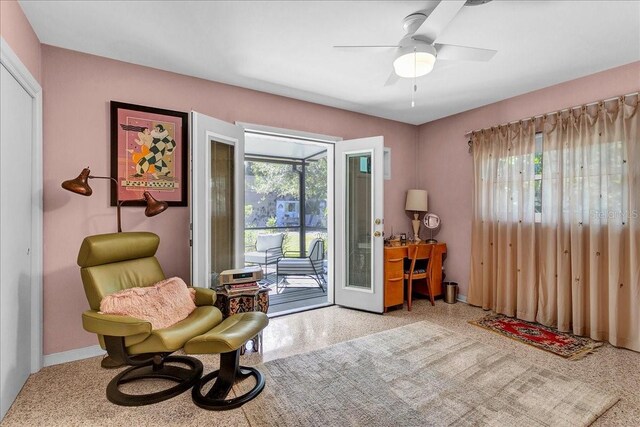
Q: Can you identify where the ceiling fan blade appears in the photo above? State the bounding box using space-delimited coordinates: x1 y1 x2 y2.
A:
435 43 497 61
432 60 455 72
333 45 399 49
384 71 400 86
415 0 466 42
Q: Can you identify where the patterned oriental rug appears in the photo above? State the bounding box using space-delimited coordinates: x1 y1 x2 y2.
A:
243 321 617 426
470 314 603 360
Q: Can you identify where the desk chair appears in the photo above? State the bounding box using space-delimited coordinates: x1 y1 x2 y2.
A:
404 244 435 311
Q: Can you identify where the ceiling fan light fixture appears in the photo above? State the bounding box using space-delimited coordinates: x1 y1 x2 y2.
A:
393 44 437 78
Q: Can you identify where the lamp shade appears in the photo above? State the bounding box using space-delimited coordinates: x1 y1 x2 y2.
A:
61 167 168 232
61 167 92 196
393 43 437 78
143 191 168 217
405 189 428 212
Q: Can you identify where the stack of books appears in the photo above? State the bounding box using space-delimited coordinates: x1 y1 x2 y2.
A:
223 281 260 295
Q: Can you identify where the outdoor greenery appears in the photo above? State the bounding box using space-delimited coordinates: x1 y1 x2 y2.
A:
248 162 300 199
534 133 543 214
246 158 328 228
534 152 543 176
244 229 328 254
248 158 327 203
245 157 328 253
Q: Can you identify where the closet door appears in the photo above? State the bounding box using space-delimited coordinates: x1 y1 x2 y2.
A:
0 63 33 419
190 112 245 288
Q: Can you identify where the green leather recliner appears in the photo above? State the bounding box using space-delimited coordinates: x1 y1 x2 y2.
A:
78 232 269 409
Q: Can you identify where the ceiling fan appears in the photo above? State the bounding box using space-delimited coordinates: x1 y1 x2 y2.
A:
334 0 497 86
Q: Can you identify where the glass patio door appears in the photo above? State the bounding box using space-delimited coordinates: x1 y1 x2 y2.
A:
334 136 384 313
191 111 245 288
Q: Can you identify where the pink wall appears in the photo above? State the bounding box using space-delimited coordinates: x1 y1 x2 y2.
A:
417 61 640 299
0 0 41 83
32 32 640 355
42 45 417 354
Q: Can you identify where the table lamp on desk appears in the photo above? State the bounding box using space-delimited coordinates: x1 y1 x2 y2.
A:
405 189 428 243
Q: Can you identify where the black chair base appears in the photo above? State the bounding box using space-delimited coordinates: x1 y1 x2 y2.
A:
192 348 265 410
106 355 203 406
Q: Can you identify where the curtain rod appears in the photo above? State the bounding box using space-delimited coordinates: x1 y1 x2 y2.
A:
464 91 639 137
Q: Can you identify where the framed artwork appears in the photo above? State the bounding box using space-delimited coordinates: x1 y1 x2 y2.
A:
110 101 188 206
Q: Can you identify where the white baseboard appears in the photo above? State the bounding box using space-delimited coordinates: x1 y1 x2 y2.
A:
456 294 468 303
43 345 105 367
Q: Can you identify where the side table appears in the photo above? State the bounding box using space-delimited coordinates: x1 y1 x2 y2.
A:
214 285 269 353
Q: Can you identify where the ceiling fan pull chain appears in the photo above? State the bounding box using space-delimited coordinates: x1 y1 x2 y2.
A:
412 82 417 108
411 47 417 108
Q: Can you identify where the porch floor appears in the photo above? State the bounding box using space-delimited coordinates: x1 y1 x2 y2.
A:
254 265 328 314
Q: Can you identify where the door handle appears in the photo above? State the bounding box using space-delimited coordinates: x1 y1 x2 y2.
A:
373 231 382 237
374 218 382 225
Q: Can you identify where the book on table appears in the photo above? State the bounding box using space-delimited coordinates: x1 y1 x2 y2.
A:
223 281 260 295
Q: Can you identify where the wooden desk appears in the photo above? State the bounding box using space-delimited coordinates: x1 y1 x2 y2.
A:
383 242 447 312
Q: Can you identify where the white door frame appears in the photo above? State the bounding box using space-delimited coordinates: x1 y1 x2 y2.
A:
0 37 43 374
238 122 339 307
190 112 245 288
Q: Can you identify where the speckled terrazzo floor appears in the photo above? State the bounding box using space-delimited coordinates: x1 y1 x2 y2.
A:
2 300 638 426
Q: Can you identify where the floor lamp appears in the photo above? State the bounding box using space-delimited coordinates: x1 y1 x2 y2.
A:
62 167 168 232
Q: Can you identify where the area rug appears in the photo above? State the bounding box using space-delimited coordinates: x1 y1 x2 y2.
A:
470 314 603 360
243 321 618 426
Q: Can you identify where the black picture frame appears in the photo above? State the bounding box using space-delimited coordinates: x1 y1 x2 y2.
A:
110 101 188 207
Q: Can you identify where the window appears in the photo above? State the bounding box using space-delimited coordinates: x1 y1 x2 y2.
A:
534 132 542 223
491 135 539 224
544 138 626 226
533 132 625 225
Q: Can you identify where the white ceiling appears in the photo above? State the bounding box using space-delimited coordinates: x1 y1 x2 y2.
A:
19 0 640 125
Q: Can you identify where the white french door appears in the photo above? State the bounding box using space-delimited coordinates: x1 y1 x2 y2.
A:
334 136 384 313
190 112 245 288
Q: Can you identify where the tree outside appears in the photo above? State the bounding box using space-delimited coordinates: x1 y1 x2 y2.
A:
244 156 328 254
246 158 327 227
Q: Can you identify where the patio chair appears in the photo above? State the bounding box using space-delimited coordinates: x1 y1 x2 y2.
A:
276 238 326 293
244 233 284 282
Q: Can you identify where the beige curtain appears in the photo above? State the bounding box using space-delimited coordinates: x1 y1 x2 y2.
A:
469 95 639 352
